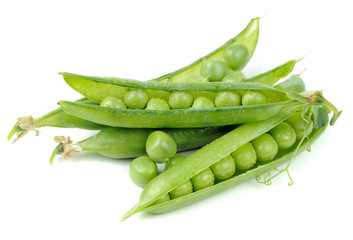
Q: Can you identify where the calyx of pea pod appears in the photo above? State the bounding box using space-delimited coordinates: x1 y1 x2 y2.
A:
9 115 40 143
285 90 342 127
49 136 82 165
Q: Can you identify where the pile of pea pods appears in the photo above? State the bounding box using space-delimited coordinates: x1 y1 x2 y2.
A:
8 17 341 221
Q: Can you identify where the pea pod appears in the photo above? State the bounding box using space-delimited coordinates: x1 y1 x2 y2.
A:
59 100 300 128
145 125 325 214
121 106 300 220
49 126 232 165
7 98 104 143
152 17 260 83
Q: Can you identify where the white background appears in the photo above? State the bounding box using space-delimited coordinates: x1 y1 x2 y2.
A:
1 0 352 239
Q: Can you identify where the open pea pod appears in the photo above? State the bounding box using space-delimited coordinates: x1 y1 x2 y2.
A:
151 17 260 83
121 106 301 220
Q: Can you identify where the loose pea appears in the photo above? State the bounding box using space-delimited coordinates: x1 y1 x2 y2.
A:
188 74 209 82
129 156 158 188
242 91 267 106
210 155 236 180
166 153 186 168
124 89 149 109
286 112 313 140
146 98 170 110
252 133 278 162
231 143 257 170
151 193 170 205
223 42 250 70
146 131 177 163
100 96 127 109
200 59 229 82
168 92 193 109
169 180 193 199
191 168 215 191
215 92 241 107
269 122 296 149
222 71 245 83
192 96 215 109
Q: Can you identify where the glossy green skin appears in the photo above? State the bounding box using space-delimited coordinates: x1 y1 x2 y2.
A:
146 98 170 110
223 42 250 70
168 92 193 109
222 71 245 83
192 96 215 109
146 131 177 163
129 156 158 188
71 126 232 159
151 194 170 206
124 90 149 109
144 125 326 214
215 92 241 107
200 59 229 82
169 180 193 199
59 100 300 128
242 91 267 106
191 168 215 191
100 96 126 109
230 143 257 171
121 107 300 219
252 133 278 162
269 122 296 149
210 155 236 180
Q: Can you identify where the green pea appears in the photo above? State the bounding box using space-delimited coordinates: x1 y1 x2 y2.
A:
188 74 209 82
192 96 215 109
169 180 193 199
200 59 229 82
215 91 241 107
100 96 127 109
222 71 245 83
252 133 278 162
242 91 267 106
168 92 193 109
286 112 313 140
124 89 149 109
269 122 296 149
146 131 177 163
210 155 236 180
166 153 186 168
231 143 257 170
151 193 170 205
146 98 170 110
191 168 215 191
223 42 250 70
129 156 158 188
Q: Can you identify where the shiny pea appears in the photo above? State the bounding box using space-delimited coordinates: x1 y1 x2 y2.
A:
231 143 257 170
191 168 215 191
169 180 193 199
223 42 250 70
200 59 229 82
146 131 177 163
146 98 170 110
210 155 236 180
242 91 267 106
124 89 149 109
222 71 245 83
252 133 278 162
192 96 215 109
100 96 127 109
129 156 158 188
168 92 193 109
151 193 170 205
286 112 313 140
269 122 296 149
215 92 241 107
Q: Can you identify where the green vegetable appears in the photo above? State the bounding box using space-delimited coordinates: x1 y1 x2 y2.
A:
146 131 177 163
129 156 158 188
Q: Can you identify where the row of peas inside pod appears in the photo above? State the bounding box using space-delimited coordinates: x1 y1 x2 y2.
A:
128 110 313 204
